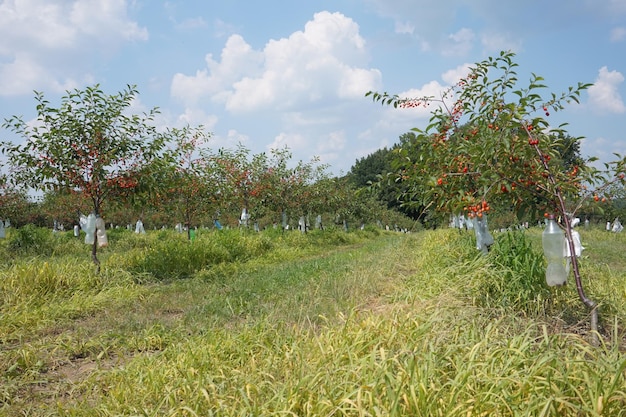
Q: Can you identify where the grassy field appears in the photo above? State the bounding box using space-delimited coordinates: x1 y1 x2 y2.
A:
1 225 625 416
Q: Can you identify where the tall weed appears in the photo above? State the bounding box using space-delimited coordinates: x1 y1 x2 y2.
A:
476 230 552 315
0 259 104 308
125 229 278 280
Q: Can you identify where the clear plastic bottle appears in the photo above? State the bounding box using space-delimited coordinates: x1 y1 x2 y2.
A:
84 213 96 245
473 214 494 254
542 215 567 286
95 217 108 247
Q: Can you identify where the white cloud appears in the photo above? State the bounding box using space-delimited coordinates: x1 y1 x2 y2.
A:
69 0 148 42
357 68 467 149
442 63 472 85
364 0 503 55
0 1 75 53
610 26 626 42
266 130 345 168
0 0 147 51
267 132 308 153
318 130 347 154
0 53 80 95
314 130 347 167
171 34 264 105
0 0 148 96
199 129 250 152
587 66 626 114
339 67 383 99
480 32 522 54
171 11 382 113
216 129 250 149
442 28 475 57
366 0 455 35
175 108 218 130
580 135 626 167
227 11 377 111
393 80 452 119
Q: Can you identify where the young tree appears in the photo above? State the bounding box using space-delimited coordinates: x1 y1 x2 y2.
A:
260 147 331 231
368 51 626 342
1 84 168 270
157 125 214 239
210 145 271 228
259 147 297 229
290 157 331 231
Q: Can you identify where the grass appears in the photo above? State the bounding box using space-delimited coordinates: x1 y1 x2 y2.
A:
0 225 625 415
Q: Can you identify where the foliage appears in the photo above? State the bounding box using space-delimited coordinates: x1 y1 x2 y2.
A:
348 135 425 221
589 181 626 223
5 224 56 256
210 144 271 226
259 146 333 227
367 52 626 222
1 85 171 268
348 146 393 188
149 125 214 239
39 189 91 227
367 50 626 337
2 85 166 211
208 145 335 230
0 176 35 227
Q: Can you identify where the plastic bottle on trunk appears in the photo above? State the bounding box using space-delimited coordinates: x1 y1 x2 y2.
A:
84 213 96 245
95 217 108 247
542 215 567 286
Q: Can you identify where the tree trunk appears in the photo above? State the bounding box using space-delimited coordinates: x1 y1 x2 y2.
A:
92 234 101 274
562 215 599 346
92 199 101 274
532 141 600 346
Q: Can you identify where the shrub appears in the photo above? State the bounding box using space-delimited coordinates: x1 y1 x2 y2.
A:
129 230 275 281
132 240 223 280
6 224 55 256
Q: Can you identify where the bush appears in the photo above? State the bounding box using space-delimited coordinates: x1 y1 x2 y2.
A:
132 240 224 280
129 230 275 281
6 224 56 257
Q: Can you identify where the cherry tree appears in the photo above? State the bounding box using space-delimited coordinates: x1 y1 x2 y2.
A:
156 125 214 239
368 51 626 341
2 85 169 270
210 145 271 228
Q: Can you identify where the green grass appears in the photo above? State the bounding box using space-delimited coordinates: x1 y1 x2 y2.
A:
1 225 625 416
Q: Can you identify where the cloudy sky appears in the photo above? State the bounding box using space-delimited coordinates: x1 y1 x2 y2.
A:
1 0 625 175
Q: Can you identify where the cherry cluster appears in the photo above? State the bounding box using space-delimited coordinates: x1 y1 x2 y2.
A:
464 200 490 219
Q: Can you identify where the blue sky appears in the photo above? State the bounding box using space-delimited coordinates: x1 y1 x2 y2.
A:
1 0 625 175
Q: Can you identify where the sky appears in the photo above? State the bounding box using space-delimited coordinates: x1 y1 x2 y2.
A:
1 0 625 176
